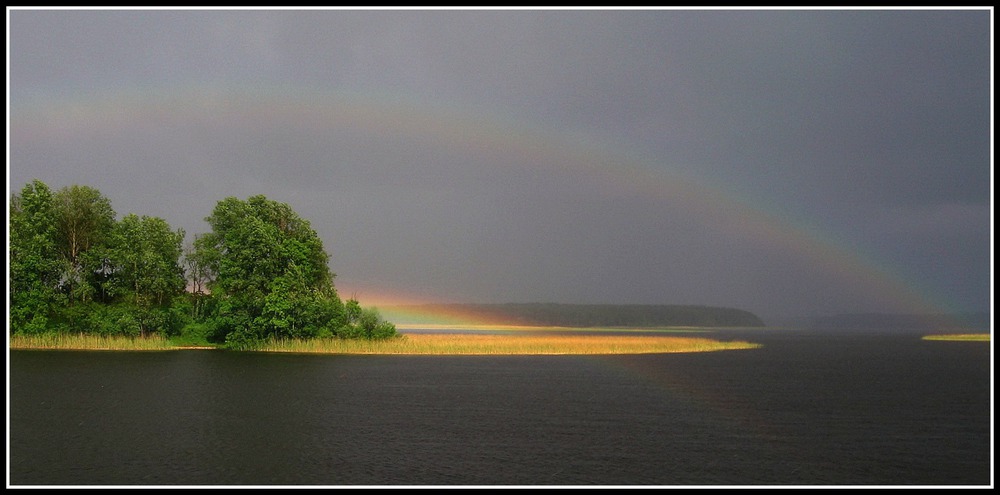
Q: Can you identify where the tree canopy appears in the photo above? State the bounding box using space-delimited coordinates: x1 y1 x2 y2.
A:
8 181 397 347
199 195 346 348
9 180 62 333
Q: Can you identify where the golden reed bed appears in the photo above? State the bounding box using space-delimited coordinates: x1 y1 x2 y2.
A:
9 333 174 351
13 332 988 354
10 332 762 355
921 333 990 342
257 333 762 355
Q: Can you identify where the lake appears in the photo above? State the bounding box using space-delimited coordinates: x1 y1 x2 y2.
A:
7 328 992 487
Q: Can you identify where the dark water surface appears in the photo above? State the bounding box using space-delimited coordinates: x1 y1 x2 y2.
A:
8 329 992 486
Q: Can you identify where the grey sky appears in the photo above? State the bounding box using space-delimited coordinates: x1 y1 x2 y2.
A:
7 8 992 321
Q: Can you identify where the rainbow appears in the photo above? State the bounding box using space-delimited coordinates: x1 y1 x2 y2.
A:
9 83 970 323
377 306 528 330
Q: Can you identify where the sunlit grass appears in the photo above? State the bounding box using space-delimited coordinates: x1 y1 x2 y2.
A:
257 333 762 355
9 333 174 351
9 332 763 354
922 333 990 342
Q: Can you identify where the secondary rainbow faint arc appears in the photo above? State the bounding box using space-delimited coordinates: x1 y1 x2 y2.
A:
10 84 955 319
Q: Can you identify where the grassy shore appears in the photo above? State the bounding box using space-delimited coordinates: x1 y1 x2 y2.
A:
394 323 720 333
9 333 175 351
921 333 991 342
10 332 762 355
256 333 762 355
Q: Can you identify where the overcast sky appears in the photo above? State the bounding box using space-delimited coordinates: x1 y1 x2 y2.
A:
7 8 992 321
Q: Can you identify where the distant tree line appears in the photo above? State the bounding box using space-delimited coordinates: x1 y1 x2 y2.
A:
9 180 397 349
398 303 766 328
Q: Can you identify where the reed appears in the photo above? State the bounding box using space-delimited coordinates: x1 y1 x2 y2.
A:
921 333 990 342
9 333 174 351
257 333 762 355
9 332 762 355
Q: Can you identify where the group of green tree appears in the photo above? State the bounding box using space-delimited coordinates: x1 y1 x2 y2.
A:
9 179 397 349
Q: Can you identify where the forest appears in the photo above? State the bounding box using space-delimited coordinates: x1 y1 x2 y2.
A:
8 179 397 349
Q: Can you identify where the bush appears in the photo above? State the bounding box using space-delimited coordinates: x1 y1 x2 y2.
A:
14 313 50 335
370 320 398 340
336 323 366 340
223 326 265 350
171 322 214 347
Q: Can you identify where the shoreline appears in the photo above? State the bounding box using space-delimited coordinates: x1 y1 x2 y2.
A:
12 330 987 354
9 332 764 355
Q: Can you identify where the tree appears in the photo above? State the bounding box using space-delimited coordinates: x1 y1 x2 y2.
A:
108 214 186 307
340 299 397 340
93 214 186 336
182 235 215 321
52 184 116 303
9 180 63 333
197 195 348 347
183 235 214 296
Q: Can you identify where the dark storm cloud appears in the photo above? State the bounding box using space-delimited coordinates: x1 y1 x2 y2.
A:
7 8 992 320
